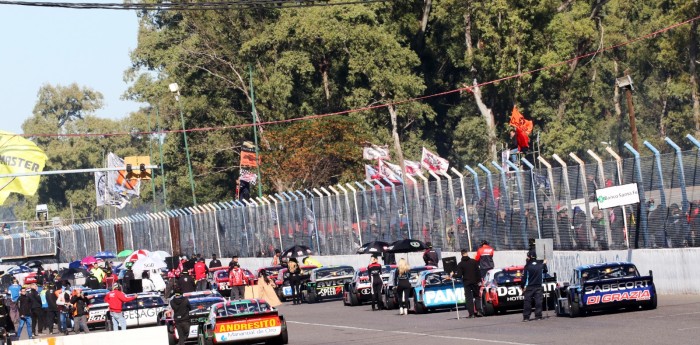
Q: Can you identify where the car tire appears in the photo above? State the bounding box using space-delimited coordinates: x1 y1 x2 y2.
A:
306 291 317 304
384 295 396 310
349 292 360 306
168 332 176 345
569 300 581 318
482 298 496 316
643 293 657 310
414 301 427 314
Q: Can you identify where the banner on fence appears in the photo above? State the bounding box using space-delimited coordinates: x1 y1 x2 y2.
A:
421 147 449 174
596 183 640 209
240 141 259 167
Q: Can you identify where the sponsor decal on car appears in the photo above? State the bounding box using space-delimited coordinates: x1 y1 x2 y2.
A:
496 282 558 302
87 310 107 323
583 280 651 294
215 316 282 342
317 286 343 297
583 280 652 305
359 287 371 295
424 287 466 305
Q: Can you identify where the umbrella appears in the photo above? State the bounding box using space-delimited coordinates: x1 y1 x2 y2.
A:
68 260 82 269
59 267 89 281
19 260 44 269
387 239 427 253
131 256 167 272
281 245 313 258
148 250 171 261
125 249 150 263
94 251 117 259
117 249 133 258
81 256 97 266
7 265 32 275
356 241 389 254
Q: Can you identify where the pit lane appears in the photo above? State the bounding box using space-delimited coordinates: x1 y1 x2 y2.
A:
281 295 700 345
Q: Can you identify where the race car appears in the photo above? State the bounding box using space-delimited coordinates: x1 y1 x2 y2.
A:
199 299 288 345
410 269 464 314
274 265 317 301
211 267 257 297
342 265 396 306
163 290 225 345
480 265 558 316
381 266 435 310
87 292 168 329
302 266 354 303
555 262 656 317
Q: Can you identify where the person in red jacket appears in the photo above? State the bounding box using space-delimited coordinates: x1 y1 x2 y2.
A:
194 258 209 291
104 284 136 331
228 263 248 300
475 240 495 279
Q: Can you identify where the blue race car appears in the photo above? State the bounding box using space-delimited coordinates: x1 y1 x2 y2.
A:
410 269 464 314
555 262 656 317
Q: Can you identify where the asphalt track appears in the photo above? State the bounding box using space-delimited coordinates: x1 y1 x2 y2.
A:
281 295 700 345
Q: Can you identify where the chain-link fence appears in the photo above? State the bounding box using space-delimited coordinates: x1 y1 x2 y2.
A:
4 139 700 261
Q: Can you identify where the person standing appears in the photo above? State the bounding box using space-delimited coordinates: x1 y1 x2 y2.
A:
271 250 281 266
16 288 33 340
55 285 71 334
169 288 191 345
208 254 222 269
177 270 196 294
45 284 59 334
285 260 302 305
228 255 240 270
521 252 548 322
39 283 49 334
91 263 106 288
7 279 21 331
475 240 495 279
228 263 248 300
396 258 411 315
367 256 383 311
194 258 208 291
451 249 483 318
122 263 135 294
422 243 439 266
70 290 90 334
0 296 14 341
104 284 136 331
28 284 43 336
141 271 157 293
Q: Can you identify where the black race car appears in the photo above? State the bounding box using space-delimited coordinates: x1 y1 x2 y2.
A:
302 266 354 303
162 290 225 345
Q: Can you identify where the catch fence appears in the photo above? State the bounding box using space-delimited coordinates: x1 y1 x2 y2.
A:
3 136 700 261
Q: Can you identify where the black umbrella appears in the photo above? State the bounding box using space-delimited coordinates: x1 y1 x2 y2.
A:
281 245 313 258
58 267 89 281
356 241 389 254
387 239 427 253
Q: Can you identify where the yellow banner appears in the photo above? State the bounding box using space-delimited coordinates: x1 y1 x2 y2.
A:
0 131 47 204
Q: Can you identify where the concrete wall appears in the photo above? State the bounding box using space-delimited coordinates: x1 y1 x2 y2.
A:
4 249 699 295
14 326 168 345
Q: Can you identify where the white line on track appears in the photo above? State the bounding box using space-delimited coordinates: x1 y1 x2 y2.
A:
288 321 536 345
649 311 700 318
678 326 700 331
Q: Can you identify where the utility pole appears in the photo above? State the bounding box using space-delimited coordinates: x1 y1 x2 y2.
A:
169 83 197 206
147 109 157 213
155 105 168 210
616 74 638 150
249 65 263 198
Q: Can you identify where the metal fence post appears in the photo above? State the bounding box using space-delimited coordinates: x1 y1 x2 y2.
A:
492 161 516 249
305 190 322 254
441 171 460 251
624 142 649 248
428 171 447 248
345 183 363 244
605 146 630 249
520 158 542 239
506 160 530 246
569 153 594 249
586 150 612 249
536 156 560 246
552 154 574 248
667 137 690 243
478 163 498 249
452 167 472 252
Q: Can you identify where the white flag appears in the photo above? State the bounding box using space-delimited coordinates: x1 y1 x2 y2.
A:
362 144 390 160
421 148 449 174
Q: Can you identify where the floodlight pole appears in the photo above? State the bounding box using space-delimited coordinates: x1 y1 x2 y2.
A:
249 65 263 198
170 83 197 206
155 105 168 210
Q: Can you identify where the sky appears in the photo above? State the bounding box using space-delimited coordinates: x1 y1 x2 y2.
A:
0 1 144 134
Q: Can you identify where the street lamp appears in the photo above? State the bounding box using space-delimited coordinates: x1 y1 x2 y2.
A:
169 82 197 206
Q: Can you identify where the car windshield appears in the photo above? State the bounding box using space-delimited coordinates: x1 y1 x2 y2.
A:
581 265 639 282
88 294 105 305
425 272 451 285
125 296 164 309
263 268 281 277
215 301 272 317
216 270 229 279
315 267 353 279
494 269 524 284
190 299 223 314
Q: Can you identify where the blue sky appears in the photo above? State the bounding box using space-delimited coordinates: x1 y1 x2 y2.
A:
0 2 144 134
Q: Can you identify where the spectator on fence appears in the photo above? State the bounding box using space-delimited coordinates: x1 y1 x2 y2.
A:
668 204 685 247
591 207 608 250
209 254 222 269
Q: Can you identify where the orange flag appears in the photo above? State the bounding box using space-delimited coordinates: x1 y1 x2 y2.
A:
509 106 533 151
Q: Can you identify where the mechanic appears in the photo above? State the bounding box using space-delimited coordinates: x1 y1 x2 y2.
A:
169 287 192 345
422 242 439 266
396 258 411 316
451 249 483 318
521 251 548 322
475 240 495 279
194 258 209 291
367 255 383 311
286 260 302 305
0 294 13 343
177 270 196 294
209 254 222 269
70 290 89 334
228 263 248 300
104 284 136 331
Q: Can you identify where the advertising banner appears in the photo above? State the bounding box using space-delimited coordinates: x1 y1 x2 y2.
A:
595 183 640 209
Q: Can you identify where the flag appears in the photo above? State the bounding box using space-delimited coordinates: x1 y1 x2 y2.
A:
509 106 533 151
0 131 48 205
365 165 381 180
379 161 402 184
404 160 422 176
420 148 449 174
240 169 258 185
240 141 260 167
362 144 390 160
108 153 140 197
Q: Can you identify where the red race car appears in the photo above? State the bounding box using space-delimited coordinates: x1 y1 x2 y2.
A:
211 267 257 297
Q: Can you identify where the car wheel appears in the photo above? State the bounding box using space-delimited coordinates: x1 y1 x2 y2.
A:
306 291 317 304
349 292 360 306
482 298 496 316
414 301 427 314
385 295 396 310
569 300 581 318
643 293 657 310
168 332 176 345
